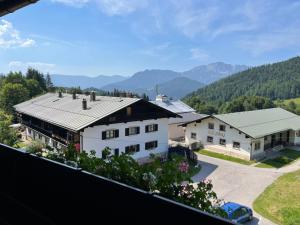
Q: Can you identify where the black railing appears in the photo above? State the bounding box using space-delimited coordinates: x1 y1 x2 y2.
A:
0 144 232 225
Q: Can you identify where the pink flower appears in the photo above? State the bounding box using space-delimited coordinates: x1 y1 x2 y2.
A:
74 143 80 152
178 162 189 173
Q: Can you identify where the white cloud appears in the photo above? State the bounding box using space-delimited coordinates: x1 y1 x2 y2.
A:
190 48 209 61
95 0 148 16
0 20 35 48
139 42 170 57
51 0 89 7
9 61 56 73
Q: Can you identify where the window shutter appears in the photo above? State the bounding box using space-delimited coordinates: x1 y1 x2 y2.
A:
102 131 106 140
114 130 119 138
145 125 149 133
125 146 129 154
137 144 140 152
136 127 140 134
155 141 158 148
125 128 129 136
154 124 158 131
145 142 148 150
114 148 119 156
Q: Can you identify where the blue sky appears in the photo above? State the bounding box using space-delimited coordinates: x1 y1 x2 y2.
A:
1 0 300 76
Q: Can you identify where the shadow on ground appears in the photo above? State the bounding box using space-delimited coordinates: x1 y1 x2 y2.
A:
192 160 218 182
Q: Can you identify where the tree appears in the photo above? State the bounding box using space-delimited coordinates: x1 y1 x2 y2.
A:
25 79 43 97
0 83 30 113
26 68 47 91
0 110 18 146
45 73 54 91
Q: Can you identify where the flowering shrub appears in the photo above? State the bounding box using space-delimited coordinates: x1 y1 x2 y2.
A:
25 144 225 218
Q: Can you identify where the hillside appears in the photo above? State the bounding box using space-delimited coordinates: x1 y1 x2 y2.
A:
141 77 204 99
102 69 180 90
182 62 248 84
184 57 300 106
51 74 126 89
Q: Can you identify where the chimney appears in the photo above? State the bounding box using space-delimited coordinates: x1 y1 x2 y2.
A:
82 98 87 110
58 90 63 98
90 91 96 101
72 92 76 100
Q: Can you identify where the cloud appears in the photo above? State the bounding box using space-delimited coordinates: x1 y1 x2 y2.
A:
95 0 148 16
139 42 170 57
0 20 35 48
51 0 89 7
190 48 209 61
8 61 56 73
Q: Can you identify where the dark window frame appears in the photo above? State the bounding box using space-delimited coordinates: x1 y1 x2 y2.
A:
207 136 213 143
208 123 214 130
219 124 226 132
145 124 158 133
191 132 197 139
102 129 119 140
233 141 240 149
125 144 140 154
125 126 140 136
219 138 226 146
145 140 158 150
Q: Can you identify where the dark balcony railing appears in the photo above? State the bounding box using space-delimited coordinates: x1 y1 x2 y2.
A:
0 144 232 225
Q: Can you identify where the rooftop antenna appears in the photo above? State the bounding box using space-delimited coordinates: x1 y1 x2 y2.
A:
155 85 159 95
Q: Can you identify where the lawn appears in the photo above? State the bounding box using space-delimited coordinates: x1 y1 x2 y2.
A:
255 149 300 168
196 149 255 165
253 169 300 225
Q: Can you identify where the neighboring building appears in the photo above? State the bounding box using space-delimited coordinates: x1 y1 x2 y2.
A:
14 92 178 161
151 95 206 140
183 108 300 160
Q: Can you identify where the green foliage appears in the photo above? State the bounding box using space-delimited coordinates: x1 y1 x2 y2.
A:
219 96 275 113
26 144 224 217
0 83 30 113
184 56 300 112
275 98 300 115
26 68 47 91
0 110 18 146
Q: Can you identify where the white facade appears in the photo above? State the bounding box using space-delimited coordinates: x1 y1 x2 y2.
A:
81 118 169 160
185 117 264 160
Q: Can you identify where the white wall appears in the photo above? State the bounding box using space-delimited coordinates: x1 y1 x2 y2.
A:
81 118 169 160
185 117 253 159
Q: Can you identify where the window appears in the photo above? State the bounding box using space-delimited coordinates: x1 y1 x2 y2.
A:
45 137 50 144
191 132 197 139
125 144 140 154
208 123 214 129
219 139 226 146
125 126 140 136
28 129 31 134
219 125 226 132
233 142 240 149
102 129 119 140
126 107 132 116
264 136 268 141
207 136 213 143
53 141 58 148
254 142 261 150
145 141 158 150
38 134 42 139
114 148 119 156
279 133 282 142
245 135 250 138
145 124 158 133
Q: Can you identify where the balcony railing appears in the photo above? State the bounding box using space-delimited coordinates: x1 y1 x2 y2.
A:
0 143 232 225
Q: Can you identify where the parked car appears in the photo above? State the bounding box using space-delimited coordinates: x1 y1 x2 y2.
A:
221 202 253 224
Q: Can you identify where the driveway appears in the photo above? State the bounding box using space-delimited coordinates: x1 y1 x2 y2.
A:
192 154 283 225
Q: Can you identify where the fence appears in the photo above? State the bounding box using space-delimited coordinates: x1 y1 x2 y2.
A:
0 143 233 225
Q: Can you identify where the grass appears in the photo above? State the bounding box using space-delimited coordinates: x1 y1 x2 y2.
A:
255 149 300 168
196 149 255 165
275 97 300 105
253 169 300 225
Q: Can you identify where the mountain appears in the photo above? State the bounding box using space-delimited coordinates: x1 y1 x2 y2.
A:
134 77 204 99
51 74 126 89
184 57 300 107
102 69 180 91
182 62 248 84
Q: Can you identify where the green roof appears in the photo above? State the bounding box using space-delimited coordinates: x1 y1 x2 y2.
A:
214 108 300 138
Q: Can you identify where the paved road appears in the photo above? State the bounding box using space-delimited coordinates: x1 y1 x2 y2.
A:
192 154 284 225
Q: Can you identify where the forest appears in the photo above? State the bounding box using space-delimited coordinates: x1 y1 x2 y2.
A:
183 56 300 114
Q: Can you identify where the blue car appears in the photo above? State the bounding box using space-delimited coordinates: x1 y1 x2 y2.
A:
221 202 253 224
